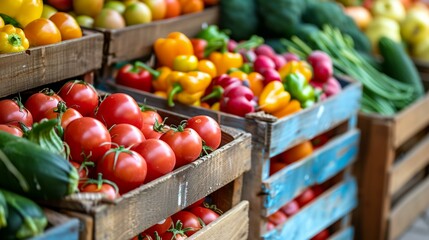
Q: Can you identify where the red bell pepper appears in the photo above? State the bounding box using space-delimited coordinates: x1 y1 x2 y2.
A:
220 85 255 117
115 61 153 92
190 38 208 60
201 74 242 103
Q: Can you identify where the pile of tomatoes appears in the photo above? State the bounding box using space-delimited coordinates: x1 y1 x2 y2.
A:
132 196 221 239
0 80 222 198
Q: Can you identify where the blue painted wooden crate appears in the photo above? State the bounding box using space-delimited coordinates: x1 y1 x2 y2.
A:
330 227 354 240
31 210 80 240
262 129 360 216
262 177 358 240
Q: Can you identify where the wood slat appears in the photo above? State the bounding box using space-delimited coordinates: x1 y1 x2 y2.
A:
262 178 357 240
390 133 429 195
0 31 104 98
189 201 249 240
262 130 360 216
328 227 354 240
32 209 80 240
389 176 429 240
394 92 429 148
102 7 219 65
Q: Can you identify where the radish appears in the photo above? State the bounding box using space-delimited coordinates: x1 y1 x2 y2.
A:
261 68 281 85
281 200 300 217
282 52 300 62
255 44 276 57
271 55 287 70
227 39 238 52
239 49 257 63
254 55 275 73
307 51 333 83
324 77 342 97
307 51 331 66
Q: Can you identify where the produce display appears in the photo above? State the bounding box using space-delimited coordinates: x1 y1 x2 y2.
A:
132 196 222 239
0 0 82 53
44 0 218 29
114 26 343 118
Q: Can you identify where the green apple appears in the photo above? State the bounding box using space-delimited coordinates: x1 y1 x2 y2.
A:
123 2 152 26
104 1 126 15
401 10 429 45
371 0 406 22
76 15 95 28
41 5 58 19
94 9 126 29
365 17 401 52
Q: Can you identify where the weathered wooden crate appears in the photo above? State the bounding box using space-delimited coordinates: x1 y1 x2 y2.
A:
105 78 362 239
356 92 429 240
415 60 429 91
43 106 251 240
32 209 80 240
0 31 104 98
93 7 218 67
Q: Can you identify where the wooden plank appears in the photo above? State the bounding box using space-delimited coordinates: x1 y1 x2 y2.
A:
394 92 429 148
211 175 244 212
356 115 395 240
103 7 219 65
262 178 358 240
189 201 249 240
390 133 429 195
0 31 104 98
328 227 354 240
267 81 361 157
90 130 250 240
389 176 429 240
262 130 360 216
32 209 80 240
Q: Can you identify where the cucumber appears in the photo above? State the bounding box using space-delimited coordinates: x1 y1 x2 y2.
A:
0 131 78 200
0 189 47 239
378 36 425 98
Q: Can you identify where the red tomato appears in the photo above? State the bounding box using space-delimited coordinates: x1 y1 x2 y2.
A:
110 124 145 148
141 109 163 125
70 161 90 179
296 188 316 207
143 217 173 238
64 117 111 163
80 182 119 200
186 115 221 150
95 93 142 129
187 197 205 210
140 109 166 139
160 127 202 169
189 206 219 225
141 124 165 139
133 139 176 183
171 211 202 236
97 149 147 194
0 124 23 137
44 105 83 130
311 229 330 240
0 99 33 127
58 80 99 116
159 231 187 240
280 200 300 217
267 210 287 226
25 90 63 122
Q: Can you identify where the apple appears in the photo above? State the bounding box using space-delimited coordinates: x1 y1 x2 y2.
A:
42 5 58 19
124 2 152 25
142 0 167 20
94 9 126 29
76 15 95 28
371 0 406 22
365 16 401 52
104 1 126 15
46 0 73 11
412 37 429 61
74 0 105 18
401 10 429 45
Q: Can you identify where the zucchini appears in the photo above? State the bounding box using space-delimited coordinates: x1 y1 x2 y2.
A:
0 191 7 229
378 36 425 98
0 131 78 200
0 189 47 239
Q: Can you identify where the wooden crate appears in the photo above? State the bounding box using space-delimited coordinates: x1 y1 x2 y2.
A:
105 78 362 239
43 106 251 240
0 31 104 98
94 7 218 66
356 92 429 240
32 209 80 240
415 60 429 91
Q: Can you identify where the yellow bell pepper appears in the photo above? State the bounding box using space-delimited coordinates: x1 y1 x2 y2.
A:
279 60 313 82
228 70 248 81
154 32 194 69
0 0 43 27
271 99 301 119
247 72 264 97
259 81 291 114
173 55 198 72
209 51 243 75
154 91 167 99
0 17 4 29
197 60 217 78
167 71 211 107
0 25 30 53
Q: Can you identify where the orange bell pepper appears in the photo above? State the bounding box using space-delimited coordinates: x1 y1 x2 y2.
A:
197 59 217 78
247 72 264 97
154 32 194 68
209 51 243 75
259 81 291 114
271 99 302 118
